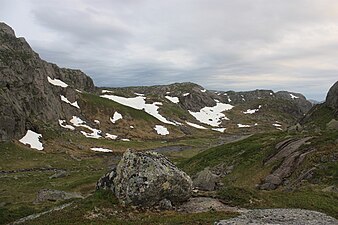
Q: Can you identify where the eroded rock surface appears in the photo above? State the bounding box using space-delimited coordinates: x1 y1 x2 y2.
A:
216 208 338 225
97 149 192 208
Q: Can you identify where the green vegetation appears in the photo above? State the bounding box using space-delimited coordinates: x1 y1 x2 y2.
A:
301 104 336 130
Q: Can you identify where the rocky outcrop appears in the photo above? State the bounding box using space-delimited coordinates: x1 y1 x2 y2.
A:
34 189 83 203
260 137 314 190
326 81 338 110
216 208 338 225
96 149 193 208
0 22 95 140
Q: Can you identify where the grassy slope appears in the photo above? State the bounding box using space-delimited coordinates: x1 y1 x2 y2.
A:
179 131 338 218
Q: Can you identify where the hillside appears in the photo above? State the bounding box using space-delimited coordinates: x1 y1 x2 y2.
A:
0 22 336 224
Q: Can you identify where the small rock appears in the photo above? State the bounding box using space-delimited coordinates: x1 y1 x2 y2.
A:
49 170 68 179
158 199 173 210
34 189 83 203
193 167 220 191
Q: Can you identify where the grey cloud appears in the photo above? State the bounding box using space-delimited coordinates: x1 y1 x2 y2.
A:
2 0 338 100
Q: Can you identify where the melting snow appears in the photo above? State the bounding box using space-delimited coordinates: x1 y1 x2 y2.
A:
183 93 190 96
102 90 113 94
270 92 273 95
165 96 180 104
273 123 282 127
94 120 100 124
276 127 283 131
212 128 226 133
90 147 112 153
201 89 206 93
166 91 171 94
237 124 251 128
110 112 123 123
130 125 134 128
101 95 175 125
134 93 144 96
47 76 68 88
290 94 299 99
243 105 262 114
19 130 43 150
154 125 169 135
106 133 118 140
186 121 207 129
227 96 232 102
70 116 102 139
58 119 75 130
188 102 233 127
60 95 80 109
121 138 130 142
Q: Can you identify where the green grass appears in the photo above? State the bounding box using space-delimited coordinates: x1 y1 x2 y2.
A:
301 104 336 130
19 190 237 225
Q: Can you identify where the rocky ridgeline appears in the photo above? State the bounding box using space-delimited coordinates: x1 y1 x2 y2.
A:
326 81 338 111
0 22 95 140
97 149 192 209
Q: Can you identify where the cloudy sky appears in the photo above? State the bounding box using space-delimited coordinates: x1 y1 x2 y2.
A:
1 0 338 100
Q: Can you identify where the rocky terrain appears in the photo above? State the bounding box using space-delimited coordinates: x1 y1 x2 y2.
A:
0 22 337 224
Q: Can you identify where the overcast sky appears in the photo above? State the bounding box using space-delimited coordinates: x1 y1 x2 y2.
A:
1 0 338 100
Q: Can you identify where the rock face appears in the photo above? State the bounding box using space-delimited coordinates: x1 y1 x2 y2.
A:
97 149 193 207
260 137 314 190
0 22 95 140
216 208 338 225
326 81 338 110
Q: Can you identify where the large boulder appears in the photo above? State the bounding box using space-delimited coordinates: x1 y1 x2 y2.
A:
97 149 193 208
193 167 220 191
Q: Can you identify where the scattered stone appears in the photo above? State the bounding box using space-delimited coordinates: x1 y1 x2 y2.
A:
96 168 116 192
49 170 68 179
158 199 173 210
216 208 338 225
34 189 83 203
178 197 240 213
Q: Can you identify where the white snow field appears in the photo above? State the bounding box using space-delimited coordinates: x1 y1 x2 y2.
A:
90 147 113 153
110 112 123 123
188 102 233 127
165 96 180 104
186 121 207 129
101 95 176 125
60 95 80 109
154 125 169 135
47 76 68 88
19 130 44 150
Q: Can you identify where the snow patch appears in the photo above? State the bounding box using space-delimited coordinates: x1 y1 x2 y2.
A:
101 95 175 125
183 93 190 96
186 121 207 129
165 96 179 104
130 125 134 129
90 147 112 153
200 89 206 93
273 123 282 127
188 102 233 127
121 138 130 142
243 105 262 114
110 112 123 123
47 76 68 88
106 133 118 140
237 124 251 128
154 125 169 135
58 119 75 130
134 92 144 96
290 93 299 99
102 90 113 94
212 127 226 133
94 120 100 124
70 116 102 139
19 130 43 150
60 95 80 109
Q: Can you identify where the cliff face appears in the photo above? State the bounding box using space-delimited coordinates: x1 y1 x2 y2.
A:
0 22 95 140
326 81 338 110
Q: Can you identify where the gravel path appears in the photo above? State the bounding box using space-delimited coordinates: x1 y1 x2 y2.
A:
216 208 338 225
